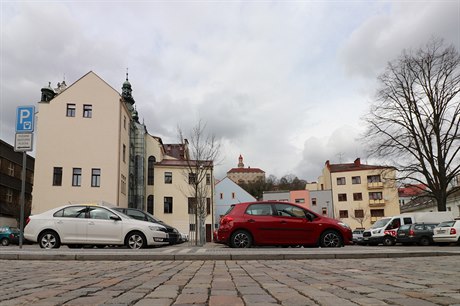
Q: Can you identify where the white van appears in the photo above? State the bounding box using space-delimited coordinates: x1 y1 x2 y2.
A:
362 212 454 246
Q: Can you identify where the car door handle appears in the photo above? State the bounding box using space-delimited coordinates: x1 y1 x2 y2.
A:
248 219 255 223
280 221 287 224
88 221 95 225
56 220 63 224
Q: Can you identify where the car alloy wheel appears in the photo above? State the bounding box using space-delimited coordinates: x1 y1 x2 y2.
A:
126 232 146 249
39 231 61 249
383 236 395 246
320 230 342 248
230 230 252 248
418 236 430 246
1 238 10 246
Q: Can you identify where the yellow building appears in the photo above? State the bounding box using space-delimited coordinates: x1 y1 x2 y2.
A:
33 71 214 241
315 158 400 229
227 155 265 184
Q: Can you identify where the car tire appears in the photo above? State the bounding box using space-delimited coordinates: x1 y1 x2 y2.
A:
230 230 252 248
38 230 61 249
382 236 396 246
319 230 343 248
418 236 431 246
125 231 146 249
1 238 10 246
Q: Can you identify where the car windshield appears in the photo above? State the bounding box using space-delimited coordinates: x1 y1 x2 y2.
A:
371 218 391 229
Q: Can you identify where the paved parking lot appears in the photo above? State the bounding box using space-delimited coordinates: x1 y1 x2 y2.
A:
1 253 459 305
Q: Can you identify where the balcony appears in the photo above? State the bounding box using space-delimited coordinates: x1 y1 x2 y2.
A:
367 182 384 189
369 199 385 207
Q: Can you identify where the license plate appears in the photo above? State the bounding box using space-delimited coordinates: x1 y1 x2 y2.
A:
363 237 369 241
437 230 446 234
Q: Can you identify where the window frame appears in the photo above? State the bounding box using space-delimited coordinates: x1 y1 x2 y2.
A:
164 172 172 184
66 103 76 117
91 168 101 187
164 197 173 214
83 104 92 118
338 193 347 201
336 177 346 185
53 167 63 186
72 168 82 187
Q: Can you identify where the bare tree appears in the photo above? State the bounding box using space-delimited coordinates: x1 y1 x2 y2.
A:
178 120 220 246
364 38 460 211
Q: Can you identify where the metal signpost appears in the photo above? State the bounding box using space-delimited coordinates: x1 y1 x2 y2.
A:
14 105 35 249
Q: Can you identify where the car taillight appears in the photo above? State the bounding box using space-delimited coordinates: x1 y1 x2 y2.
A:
450 228 457 235
25 217 31 225
409 229 415 236
220 216 233 226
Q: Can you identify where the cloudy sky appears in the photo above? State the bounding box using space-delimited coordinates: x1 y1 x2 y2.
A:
1 1 459 181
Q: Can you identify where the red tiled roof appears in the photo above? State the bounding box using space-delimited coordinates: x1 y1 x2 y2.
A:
398 184 427 197
326 158 392 173
227 167 265 174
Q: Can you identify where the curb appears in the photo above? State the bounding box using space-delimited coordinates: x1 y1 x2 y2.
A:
0 250 459 261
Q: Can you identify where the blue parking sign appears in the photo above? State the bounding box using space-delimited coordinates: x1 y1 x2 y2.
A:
16 106 35 132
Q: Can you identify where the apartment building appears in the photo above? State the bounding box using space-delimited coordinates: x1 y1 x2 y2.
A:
32 71 214 240
311 158 400 229
0 140 34 226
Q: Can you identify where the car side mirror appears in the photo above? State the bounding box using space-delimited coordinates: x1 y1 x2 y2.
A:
110 215 121 221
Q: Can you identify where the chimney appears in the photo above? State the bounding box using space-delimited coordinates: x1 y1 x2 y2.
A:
354 158 361 166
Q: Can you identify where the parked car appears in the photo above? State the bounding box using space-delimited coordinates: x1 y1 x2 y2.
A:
24 204 170 249
396 223 438 246
113 208 181 244
215 201 352 248
352 228 365 245
433 219 460 245
0 226 20 246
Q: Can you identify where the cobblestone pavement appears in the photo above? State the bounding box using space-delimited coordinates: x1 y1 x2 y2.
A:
1 256 459 306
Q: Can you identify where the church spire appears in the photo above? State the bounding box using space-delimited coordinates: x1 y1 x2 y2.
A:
122 68 135 105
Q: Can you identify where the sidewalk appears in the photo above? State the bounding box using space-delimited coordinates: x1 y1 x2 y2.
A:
1 243 459 261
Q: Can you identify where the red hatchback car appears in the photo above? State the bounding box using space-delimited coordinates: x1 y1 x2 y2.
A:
216 201 352 248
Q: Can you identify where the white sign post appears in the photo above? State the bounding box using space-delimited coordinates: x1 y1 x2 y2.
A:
15 105 35 248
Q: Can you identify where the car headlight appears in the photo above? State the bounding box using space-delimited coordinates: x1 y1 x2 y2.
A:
149 225 162 231
372 229 382 234
338 222 351 229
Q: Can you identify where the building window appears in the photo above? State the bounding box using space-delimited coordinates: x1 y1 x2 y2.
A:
52 167 62 186
353 193 363 201
338 193 347 201
352 176 361 184
66 104 76 117
232 192 235 199
371 209 385 217
83 104 92 118
188 197 197 214
220 193 223 200
189 173 196 184
148 156 156 185
72 168 82 186
295 198 305 203
369 192 383 200
91 168 101 187
336 177 346 185
6 189 13 203
321 207 327 215
367 175 381 183
164 172 172 184
8 162 14 176
147 195 154 214
312 198 317 206
207 198 211 215
123 144 126 163
354 209 364 218
339 210 349 218
124 116 127 130
121 174 126 195
164 197 173 214
206 173 211 185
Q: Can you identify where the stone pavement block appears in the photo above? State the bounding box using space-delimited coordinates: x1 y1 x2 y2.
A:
236 286 267 295
208 295 244 306
104 292 146 305
351 297 389 305
63 294 113 305
133 298 173 306
145 285 179 299
388 297 439 306
174 293 208 304
314 296 360 306
210 289 238 296
242 294 277 304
